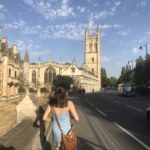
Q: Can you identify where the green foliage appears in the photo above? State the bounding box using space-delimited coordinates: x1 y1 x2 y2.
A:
101 68 108 87
101 68 117 87
108 76 117 87
118 65 133 84
118 54 150 90
17 72 28 93
134 55 150 87
53 75 74 90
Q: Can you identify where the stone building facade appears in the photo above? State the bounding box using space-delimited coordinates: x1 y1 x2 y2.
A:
0 27 101 100
24 27 101 93
0 38 21 100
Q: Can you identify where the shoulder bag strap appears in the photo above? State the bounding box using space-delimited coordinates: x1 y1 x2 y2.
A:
52 107 63 134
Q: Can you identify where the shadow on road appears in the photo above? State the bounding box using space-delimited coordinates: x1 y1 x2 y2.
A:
77 136 107 150
0 145 15 150
33 105 52 150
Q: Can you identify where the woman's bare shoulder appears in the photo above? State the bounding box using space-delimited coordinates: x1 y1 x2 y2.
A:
68 100 74 107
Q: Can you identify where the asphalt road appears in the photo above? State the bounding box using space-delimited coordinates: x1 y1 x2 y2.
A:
85 91 150 150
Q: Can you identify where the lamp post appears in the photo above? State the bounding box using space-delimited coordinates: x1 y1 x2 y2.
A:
128 59 134 70
139 43 148 58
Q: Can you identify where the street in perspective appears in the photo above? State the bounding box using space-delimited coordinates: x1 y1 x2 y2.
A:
0 0 150 150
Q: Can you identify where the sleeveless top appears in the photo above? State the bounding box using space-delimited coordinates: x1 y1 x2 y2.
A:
52 111 71 147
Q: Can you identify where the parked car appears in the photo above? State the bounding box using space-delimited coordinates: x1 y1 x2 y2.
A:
146 106 150 124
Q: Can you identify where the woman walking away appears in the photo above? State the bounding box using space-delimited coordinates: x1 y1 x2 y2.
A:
43 87 79 150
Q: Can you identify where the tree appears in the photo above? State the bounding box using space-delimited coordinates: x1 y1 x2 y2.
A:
53 75 74 90
134 56 145 86
118 65 133 84
134 55 150 87
101 68 108 88
17 72 27 93
108 76 117 87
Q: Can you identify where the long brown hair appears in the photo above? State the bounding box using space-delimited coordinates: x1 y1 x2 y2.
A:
49 87 68 108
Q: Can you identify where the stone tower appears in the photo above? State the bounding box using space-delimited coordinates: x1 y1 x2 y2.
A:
84 26 101 90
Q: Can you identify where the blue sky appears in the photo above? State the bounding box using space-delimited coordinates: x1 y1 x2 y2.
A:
0 0 150 78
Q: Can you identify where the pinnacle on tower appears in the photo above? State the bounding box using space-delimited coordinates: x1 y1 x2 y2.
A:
85 26 88 38
96 26 100 38
24 48 29 62
72 57 76 65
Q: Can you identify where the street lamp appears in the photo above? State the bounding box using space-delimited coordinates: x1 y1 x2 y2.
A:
139 43 148 58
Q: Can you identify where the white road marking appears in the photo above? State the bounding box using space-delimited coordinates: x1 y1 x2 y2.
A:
114 122 150 150
96 108 107 117
126 105 143 112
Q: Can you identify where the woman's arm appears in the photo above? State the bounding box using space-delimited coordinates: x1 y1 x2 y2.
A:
68 101 79 121
43 105 51 122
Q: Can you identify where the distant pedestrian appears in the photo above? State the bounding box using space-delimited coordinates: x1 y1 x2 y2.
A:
43 87 79 150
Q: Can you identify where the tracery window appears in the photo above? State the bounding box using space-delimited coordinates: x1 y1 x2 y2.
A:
92 68 94 74
9 69 11 78
44 67 56 83
15 71 17 78
89 43 92 52
95 43 97 52
92 57 94 63
32 70 36 83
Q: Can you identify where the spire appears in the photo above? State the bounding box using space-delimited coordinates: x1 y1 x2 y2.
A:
72 57 76 65
97 25 100 38
85 26 88 39
24 49 29 62
18 51 21 63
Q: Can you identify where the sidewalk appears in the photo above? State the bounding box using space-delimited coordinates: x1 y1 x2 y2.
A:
42 95 108 150
0 94 108 150
0 97 21 137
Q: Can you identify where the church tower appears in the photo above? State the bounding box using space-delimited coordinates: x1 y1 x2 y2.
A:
84 26 101 90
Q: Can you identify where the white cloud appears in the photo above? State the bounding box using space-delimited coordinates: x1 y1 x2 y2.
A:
77 6 85 13
100 24 121 29
4 20 26 29
132 47 139 54
94 11 114 19
20 21 122 40
131 12 139 16
23 0 75 20
92 1 121 20
93 3 98 7
118 30 129 36
0 4 7 20
101 55 112 62
145 31 150 35
138 1 147 7
111 1 121 12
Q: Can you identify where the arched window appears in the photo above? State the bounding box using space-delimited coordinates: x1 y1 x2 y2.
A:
49 70 53 82
89 43 92 52
92 57 94 63
53 72 56 80
15 71 17 78
95 43 97 52
92 68 94 74
44 72 47 83
44 67 56 83
9 69 11 78
32 70 36 83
